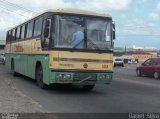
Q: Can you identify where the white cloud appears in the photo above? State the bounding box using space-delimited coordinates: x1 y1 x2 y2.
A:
74 0 132 11
116 18 160 37
9 0 72 12
0 0 132 32
120 14 127 19
149 1 160 21
10 0 132 12
0 8 33 31
149 12 159 21
137 0 147 4
157 1 160 11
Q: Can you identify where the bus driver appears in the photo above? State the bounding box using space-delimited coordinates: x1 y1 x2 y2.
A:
71 29 84 48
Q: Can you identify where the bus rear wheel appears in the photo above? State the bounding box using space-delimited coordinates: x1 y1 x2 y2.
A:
36 64 47 89
83 85 95 91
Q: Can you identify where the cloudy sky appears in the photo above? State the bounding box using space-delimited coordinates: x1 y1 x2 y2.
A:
0 0 160 49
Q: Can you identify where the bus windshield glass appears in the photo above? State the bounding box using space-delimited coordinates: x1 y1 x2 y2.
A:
55 15 112 50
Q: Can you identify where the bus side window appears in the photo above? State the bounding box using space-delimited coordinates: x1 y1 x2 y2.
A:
21 25 25 40
6 32 10 43
26 21 34 38
19 26 22 40
12 29 15 41
38 17 43 36
34 17 43 37
10 31 12 42
15 28 17 41
24 24 28 39
34 19 38 37
16 27 20 40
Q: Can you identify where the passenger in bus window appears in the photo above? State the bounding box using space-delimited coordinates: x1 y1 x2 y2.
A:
71 28 84 48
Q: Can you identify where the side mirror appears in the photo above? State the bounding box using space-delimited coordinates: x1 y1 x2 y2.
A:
141 63 146 66
44 19 51 38
112 23 116 40
46 21 49 27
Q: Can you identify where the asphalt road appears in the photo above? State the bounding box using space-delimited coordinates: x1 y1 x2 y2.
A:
1 64 160 113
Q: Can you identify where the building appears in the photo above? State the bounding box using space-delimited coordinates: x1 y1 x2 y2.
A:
132 50 157 63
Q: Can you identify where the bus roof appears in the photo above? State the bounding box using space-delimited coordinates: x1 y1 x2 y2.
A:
47 9 112 18
8 9 112 31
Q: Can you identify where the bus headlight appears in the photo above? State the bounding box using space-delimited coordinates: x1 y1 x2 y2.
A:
99 74 112 80
56 74 71 80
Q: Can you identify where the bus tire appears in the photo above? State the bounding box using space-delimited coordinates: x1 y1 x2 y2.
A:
36 64 47 89
11 60 18 76
83 85 95 91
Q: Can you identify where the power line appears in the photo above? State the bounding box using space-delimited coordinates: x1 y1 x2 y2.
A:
0 0 38 14
117 25 160 27
117 27 160 30
119 27 160 29
117 34 160 36
0 5 30 18
117 34 160 38
117 36 160 38
0 0 38 19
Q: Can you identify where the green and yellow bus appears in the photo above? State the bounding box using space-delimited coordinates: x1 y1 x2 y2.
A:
5 9 115 90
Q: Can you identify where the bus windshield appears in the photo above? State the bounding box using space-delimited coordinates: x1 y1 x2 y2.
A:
55 15 112 50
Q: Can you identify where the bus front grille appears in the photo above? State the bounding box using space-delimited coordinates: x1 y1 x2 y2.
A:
73 73 97 82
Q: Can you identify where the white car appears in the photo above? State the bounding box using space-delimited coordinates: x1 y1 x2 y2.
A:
113 57 124 67
0 53 5 64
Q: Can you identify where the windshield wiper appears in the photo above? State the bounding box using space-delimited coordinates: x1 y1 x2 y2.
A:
70 29 102 53
72 39 84 49
87 39 102 53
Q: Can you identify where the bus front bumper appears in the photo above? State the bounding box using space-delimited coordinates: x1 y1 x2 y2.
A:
51 71 113 85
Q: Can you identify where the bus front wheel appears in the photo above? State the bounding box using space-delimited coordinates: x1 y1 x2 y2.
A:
36 64 47 89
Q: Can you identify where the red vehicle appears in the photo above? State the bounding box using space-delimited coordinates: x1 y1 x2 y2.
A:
136 58 160 79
